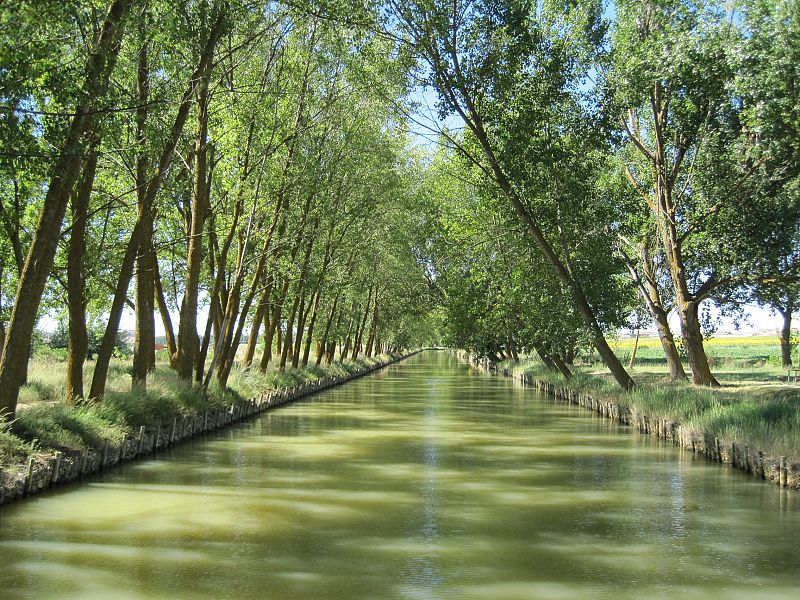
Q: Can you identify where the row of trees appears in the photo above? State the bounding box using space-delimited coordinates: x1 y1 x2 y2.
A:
401 0 799 387
0 0 437 419
2 0 798 422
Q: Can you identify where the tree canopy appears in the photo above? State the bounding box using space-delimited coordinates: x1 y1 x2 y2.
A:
0 0 798 418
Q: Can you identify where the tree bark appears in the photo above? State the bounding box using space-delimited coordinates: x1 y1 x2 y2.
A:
301 291 321 366
532 342 559 372
176 77 212 381
676 299 719 386
364 295 379 358
352 287 373 360
341 313 354 360
241 284 269 369
779 303 793 368
279 292 300 370
0 0 133 418
153 259 177 365
551 353 572 379
90 220 141 401
292 291 309 368
259 279 289 371
316 294 339 366
620 233 687 381
66 149 98 403
132 33 155 389
89 8 224 400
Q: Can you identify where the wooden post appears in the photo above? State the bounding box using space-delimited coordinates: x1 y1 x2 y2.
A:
119 434 128 462
780 457 788 487
137 426 146 454
81 447 89 475
154 422 162 452
101 439 109 468
757 451 765 479
52 451 63 483
731 442 737 468
25 458 35 494
170 417 177 444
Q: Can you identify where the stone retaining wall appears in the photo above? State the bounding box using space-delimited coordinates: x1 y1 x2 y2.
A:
461 352 799 491
0 350 422 507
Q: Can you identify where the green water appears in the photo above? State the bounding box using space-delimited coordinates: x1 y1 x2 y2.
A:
1 352 799 599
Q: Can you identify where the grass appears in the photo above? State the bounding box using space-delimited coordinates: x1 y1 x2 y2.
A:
507 336 800 461
0 349 397 474
610 335 788 367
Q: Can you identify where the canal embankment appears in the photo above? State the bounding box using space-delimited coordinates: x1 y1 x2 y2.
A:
459 351 800 491
0 350 422 506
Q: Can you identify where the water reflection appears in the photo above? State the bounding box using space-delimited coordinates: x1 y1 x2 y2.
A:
0 351 799 599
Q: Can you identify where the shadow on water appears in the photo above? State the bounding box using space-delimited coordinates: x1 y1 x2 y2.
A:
1 351 800 599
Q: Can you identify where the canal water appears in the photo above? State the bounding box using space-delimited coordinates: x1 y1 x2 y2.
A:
1 351 799 599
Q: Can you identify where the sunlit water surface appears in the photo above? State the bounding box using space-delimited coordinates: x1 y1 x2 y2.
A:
1 352 799 599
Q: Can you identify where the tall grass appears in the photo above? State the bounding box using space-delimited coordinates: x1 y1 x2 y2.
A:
504 354 800 461
12 404 127 453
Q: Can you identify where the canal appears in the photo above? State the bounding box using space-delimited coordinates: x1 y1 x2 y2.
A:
1 351 799 599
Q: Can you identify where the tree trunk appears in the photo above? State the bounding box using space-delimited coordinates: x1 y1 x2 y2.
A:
364 297 379 358
678 300 719 387
176 77 211 382
551 353 572 379
653 309 686 380
259 279 289 371
153 259 177 365
779 303 793 368
621 241 687 380
438 51 635 390
0 0 133 418
66 149 98 403
132 34 154 389
532 342 558 372
196 300 216 383
89 8 224 400
241 284 270 369
628 329 640 370
352 288 373 360
301 291 321 367
508 340 519 363
292 292 310 368
279 292 300 370
90 221 140 401
341 315 353 360
316 294 339 366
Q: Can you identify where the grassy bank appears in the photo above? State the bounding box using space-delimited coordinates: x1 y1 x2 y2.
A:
505 347 800 462
0 353 396 475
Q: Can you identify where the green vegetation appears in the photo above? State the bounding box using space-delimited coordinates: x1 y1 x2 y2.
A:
508 340 800 460
1 0 799 483
0 352 398 473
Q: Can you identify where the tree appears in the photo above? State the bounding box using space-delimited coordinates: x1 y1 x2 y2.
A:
610 0 800 386
0 0 134 419
388 0 635 388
